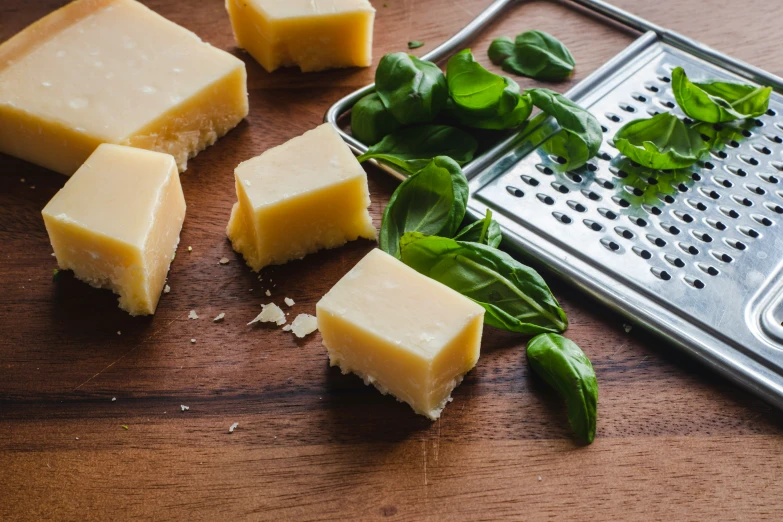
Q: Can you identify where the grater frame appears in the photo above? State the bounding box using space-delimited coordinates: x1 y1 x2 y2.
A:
324 0 783 409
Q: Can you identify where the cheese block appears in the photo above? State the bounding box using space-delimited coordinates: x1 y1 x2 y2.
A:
0 0 248 175
42 144 186 316
225 0 375 73
316 249 485 419
226 123 376 271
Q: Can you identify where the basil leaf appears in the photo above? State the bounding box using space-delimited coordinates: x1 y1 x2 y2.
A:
445 50 532 130
357 124 478 174
527 88 602 169
672 67 771 123
399 233 568 334
490 31 574 81
380 157 468 258
375 52 448 125
527 333 597 444
408 40 424 49
453 209 502 248
350 93 402 145
614 112 708 169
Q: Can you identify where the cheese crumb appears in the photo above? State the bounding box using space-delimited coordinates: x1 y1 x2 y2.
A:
181 405 189 411
219 257 230 265
111 397 116 402
265 289 271 297
213 312 225 322
247 303 286 326
188 310 198 320
284 297 295 307
117 331 121 336
229 422 239 434
284 314 318 338
187 246 192 252
190 338 196 344
164 284 171 294
20 178 25 183
122 425 129 430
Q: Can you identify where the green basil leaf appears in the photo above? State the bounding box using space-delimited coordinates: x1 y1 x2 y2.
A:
527 88 602 169
490 31 574 81
380 157 468 258
350 93 403 145
408 40 424 49
614 112 708 170
357 125 478 174
527 333 597 444
672 67 771 123
375 52 448 125
399 233 568 334
453 209 502 248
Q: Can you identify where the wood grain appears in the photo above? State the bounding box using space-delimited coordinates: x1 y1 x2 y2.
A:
2 0 783 520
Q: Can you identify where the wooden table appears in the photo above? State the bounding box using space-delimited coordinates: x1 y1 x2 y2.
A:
2 0 783 519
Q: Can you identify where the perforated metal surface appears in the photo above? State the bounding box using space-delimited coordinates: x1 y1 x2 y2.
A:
467 36 783 404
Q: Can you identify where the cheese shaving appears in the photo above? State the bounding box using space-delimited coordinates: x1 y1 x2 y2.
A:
247 303 286 326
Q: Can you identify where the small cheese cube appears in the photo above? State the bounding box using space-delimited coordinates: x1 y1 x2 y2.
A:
225 0 375 73
316 249 485 419
0 0 248 175
42 144 186 316
226 123 376 271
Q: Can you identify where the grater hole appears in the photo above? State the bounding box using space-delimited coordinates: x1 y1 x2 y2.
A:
652 268 672 281
631 93 648 102
626 186 644 197
665 255 685 268
599 152 612 161
687 199 707 211
713 123 724 131
765 134 783 144
633 247 652 259
739 226 760 238
727 166 748 177
706 219 727 231
647 177 659 185
612 196 630 207
767 108 777 116
661 100 676 109
685 277 705 289
598 208 617 220
678 183 689 192
537 194 555 205
606 113 622 123
754 119 764 127
648 235 667 247
584 190 602 201
742 129 753 138
679 243 699 255
719 206 740 219
553 156 568 165
662 194 675 204
712 150 729 160
647 108 661 117
752 214 773 226
565 172 583 183
586 163 598 172
521 175 539 186
698 263 720 276
551 182 569 194
645 205 663 216
601 125 609 133
753 144 772 155
630 216 648 227
567 200 587 213
673 210 694 223
683 117 695 125
712 251 733 263
746 184 766 195
619 103 636 113
693 231 713 243
663 223 681 235
553 212 572 224
599 179 615 190
584 219 603 232
658 75 671 83
645 84 660 92
772 162 783 172
536 164 554 175
615 227 634 239
765 202 783 214
726 239 747 251
727 140 740 148
759 174 779 184
715 177 733 188
601 239 621 252
700 133 711 141
740 155 760 166
507 186 524 197
731 195 753 207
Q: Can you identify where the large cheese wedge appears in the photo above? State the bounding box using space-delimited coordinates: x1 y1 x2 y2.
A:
42 144 186 316
227 123 376 271
316 249 485 419
0 0 248 175
225 0 375 72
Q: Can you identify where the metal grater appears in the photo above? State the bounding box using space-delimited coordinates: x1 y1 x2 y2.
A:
325 0 783 408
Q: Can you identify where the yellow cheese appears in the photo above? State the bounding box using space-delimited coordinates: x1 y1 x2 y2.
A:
316 249 485 419
42 144 186 316
227 123 376 271
225 0 374 72
0 0 248 175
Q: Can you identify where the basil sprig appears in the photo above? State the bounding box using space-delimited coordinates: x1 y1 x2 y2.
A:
527 333 597 443
672 66 771 124
375 52 448 125
614 112 708 170
400 233 568 334
357 125 477 174
489 31 575 81
379 156 468 258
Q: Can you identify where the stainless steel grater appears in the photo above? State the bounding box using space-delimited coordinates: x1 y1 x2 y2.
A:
325 0 783 409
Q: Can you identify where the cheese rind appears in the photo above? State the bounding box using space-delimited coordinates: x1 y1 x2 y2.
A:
42 144 186 315
316 249 485 419
225 0 374 72
227 123 376 271
0 0 248 175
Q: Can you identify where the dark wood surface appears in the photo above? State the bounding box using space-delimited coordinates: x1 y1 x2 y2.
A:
2 0 783 520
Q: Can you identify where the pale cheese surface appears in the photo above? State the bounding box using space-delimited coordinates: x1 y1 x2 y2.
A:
248 0 374 19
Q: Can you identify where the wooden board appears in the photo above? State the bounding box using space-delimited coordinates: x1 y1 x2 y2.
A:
2 0 783 519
